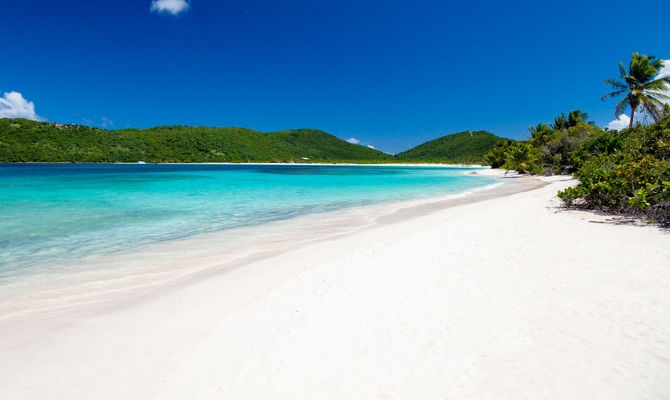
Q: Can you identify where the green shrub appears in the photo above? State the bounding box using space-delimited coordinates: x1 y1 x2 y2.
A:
540 123 602 174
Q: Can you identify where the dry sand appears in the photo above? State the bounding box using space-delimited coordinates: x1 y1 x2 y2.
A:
1 174 669 399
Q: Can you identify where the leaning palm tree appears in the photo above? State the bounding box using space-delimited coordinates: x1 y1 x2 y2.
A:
602 53 670 129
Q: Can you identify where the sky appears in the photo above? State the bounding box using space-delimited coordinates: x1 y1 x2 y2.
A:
1 0 669 154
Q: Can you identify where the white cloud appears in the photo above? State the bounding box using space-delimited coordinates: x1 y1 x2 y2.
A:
656 59 670 108
607 114 630 130
151 0 190 15
0 91 46 121
657 60 670 79
100 117 115 128
346 137 378 150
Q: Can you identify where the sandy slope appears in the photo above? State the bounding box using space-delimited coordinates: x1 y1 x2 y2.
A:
1 176 669 399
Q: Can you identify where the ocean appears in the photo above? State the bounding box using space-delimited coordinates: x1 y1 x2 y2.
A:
0 164 497 303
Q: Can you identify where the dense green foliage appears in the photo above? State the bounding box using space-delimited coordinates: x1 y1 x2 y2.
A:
602 53 670 129
395 131 505 163
482 105 670 224
537 123 603 174
483 140 514 168
558 117 670 224
485 110 597 175
0 119 394 163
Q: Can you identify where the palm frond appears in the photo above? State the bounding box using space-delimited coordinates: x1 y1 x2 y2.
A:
604 78 628 90
647 91 670 101
639 96 664 121
640 77 670 91
650 57 663 71
644 94 665 105
628 53 660 84
618 62 627 79
601 89 626 102
614 97 630 117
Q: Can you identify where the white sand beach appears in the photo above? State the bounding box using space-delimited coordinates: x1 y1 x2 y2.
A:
1 174 669 399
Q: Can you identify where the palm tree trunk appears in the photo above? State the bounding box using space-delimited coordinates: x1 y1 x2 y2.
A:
629 107 635 129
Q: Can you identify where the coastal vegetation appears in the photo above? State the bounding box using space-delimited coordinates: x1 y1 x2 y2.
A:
482 53 670 224
558 117 670 224
483 110 599 175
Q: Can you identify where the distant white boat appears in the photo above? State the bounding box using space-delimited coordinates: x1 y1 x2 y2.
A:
137 161 146 164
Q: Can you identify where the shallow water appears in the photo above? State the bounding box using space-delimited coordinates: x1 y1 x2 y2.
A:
0 164 495 292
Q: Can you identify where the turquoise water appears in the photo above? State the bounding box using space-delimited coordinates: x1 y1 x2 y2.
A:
0 164 496 283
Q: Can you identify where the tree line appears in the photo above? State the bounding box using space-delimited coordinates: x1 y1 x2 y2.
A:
483 52 670 224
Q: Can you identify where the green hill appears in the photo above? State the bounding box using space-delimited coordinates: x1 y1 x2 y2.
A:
395 130 507 163
0 119 393 163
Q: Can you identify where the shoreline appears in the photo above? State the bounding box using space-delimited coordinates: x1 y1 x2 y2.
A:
2 172 669 399
0 169 521 321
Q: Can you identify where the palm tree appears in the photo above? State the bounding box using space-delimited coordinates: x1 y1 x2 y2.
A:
567 110 594 126
551 110 594 131
505 143 539 175
552 113 570 131
602 53 670 129
528 123 553 146
484 140 511 168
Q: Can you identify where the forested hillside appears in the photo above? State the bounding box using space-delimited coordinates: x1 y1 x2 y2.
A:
0 119 394 163
395 130 506 163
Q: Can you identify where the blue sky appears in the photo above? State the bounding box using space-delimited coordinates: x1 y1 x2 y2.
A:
1 0 669 153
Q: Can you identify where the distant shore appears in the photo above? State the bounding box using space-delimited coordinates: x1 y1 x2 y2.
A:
2 161 490 168
167 162 489 167
1 170 669 399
